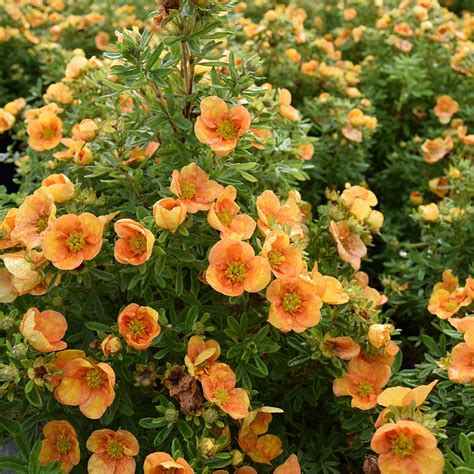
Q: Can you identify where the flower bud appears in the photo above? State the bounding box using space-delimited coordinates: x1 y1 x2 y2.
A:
164 407 179 423
367 210 384 232
101 335 122 357
153 197 187 232
72 119 98 142
41 174 75 203
419 203 440 222
368 324 394 349
203 407 219 425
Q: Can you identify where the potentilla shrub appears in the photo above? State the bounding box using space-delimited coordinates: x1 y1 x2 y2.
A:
0 1 472 474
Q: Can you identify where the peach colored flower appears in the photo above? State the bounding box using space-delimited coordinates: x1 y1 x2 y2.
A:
322 336 361 360
86 429 139 474
127 141 160 164
205 239 271 297
394 22 413 36
266 275 323 333
341 124 362 143
71 119 98 142
368 324 395 350
301 60 318 75
143 452 194 474
329 220 367 271
48 349 86 388
333 357 391 410
295 143 314 161
38 420 80 473
42 212 104 270
421 136 453 164
0 208 19 250
41 174 75 203
153 198 187 232
185 335 221 378
11 187 56 248
449 316 474 348
114 218 155 265
54 358 115 419
53 138 93 165
44 82 74 105
20 307 67 353
170 163 223 214
377 380 438 408
274 454 301 474
340 185 378 221
434 95 459 124
428 288 471 319
201 363 250 419
371 420 444 474
27 111 62 151
261 230 306 278
448 342 474 384
238 433 282 464
194 96 251 157
278 88 300 121
311 263 349 304
208 186 256 240
65 55 88 80
118 303 161 350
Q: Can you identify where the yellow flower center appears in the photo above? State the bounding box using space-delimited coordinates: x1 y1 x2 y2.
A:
36 216 50 232
181 181 196 199
42 126 56 140
107 439 124 460
66 231 86 252
357 381 374 397
128 234 147 254
444 299 458 312
214 387 230 405
281 291 301 313
55 436 71 454
217 210 234 226
268 250 285 268
127 319 145 337
391 433 415 458
225 261 247 283
217 119 239 140
86 368 104 389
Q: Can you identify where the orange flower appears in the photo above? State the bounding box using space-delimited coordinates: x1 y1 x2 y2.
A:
42 212 104 270
127 141 160 164
11 187 56 248
278 88 300 121
433 95 459 124
274 454 301 474
208 186 256 240
41 174 75 203
340 185 378 221
371 420 444 474
239 407 282 438
114 218 155 265
118 303 161 350
301 60 318 75
86 429 139 474
201 363 250 419
394 22 413 36
368 324 395 350
48 349 86 388
27 111 62 151
421 136 453 164
0 208 19 249
266 275 323 333
20 307 67 353
185 335 221 378
322 336 361 360
4 98 26 116
65 55 88 81
38 420 80 473
71 119 98 142
296 143 314 161
143 452 194 474
170 163 223 214
53 138 93 165
311 263 349 304
250 127 273 149
194 96 251 157
448 342 474 384
261 231 306 278
44 82 74 105
354 271 388 306
333 357 391 410
449 316 474 348
0 108 15 133
377 380 438 408
205 239 271 297
101 334 123 357
54 357 115 419
238 433 282 464
256 190 304 237
329 220 367 271
153 198 187 232
428 288 471 319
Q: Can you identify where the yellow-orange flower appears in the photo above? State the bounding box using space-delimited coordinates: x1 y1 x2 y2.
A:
4 98 26 116
368 324 394 350
194 96 251 157
54 358 115 419
419 203 440 222
41 174 75 203
185 335 221 378
448 342 474 384
65 55 88 81
53 138 93 165
371 420 444 474
261 230 306 278
153 198 187 232
118 303 161 350
170 163 223 214
0 108 15 133
201 363 250 419
38 420 80 473
44 82 74 105
449 316 474 348
20 307 67 353
42 212 104 270
421 136 453 164
266 275 323 333
301 60 318 75
274 454 301 474
143 452 194 474
27 111 62 151
340 185 378 221
208 186 256 240
278 88 300 121
333 357 391 410
205 239 271 297
311 263 349 304
428 288 471 319
114 218 155 265
86 429 139 474
433 95 459 124
71 119 98 142
11 187 56 249
377 380 438 408
329 220 367 271
238 433 282 464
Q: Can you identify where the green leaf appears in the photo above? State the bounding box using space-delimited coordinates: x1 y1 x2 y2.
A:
25 385 42 408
